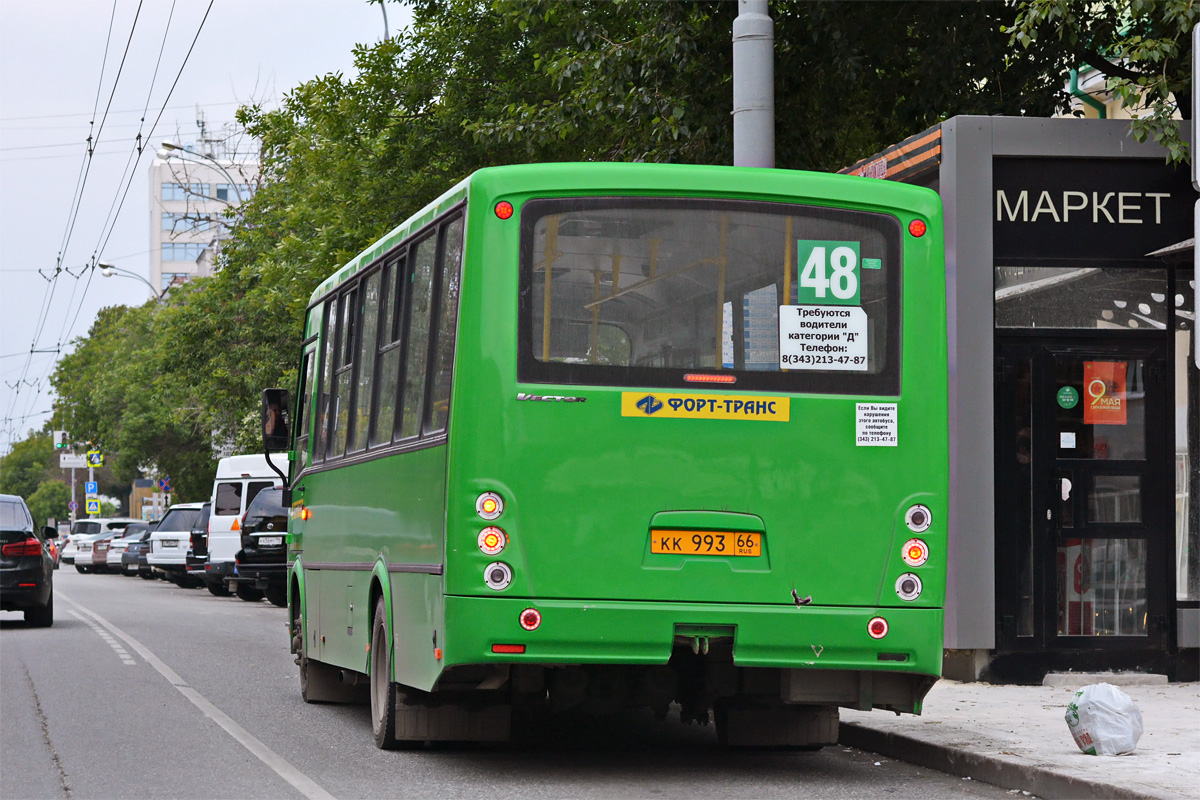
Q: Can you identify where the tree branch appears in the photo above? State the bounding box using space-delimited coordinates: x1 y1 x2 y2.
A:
1076 48 1146 83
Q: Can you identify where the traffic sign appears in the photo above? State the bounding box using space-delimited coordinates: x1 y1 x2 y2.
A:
85 481 98 494
87 450 103 467
68 501 78 511
158 477 172 493
59 453 87 468
85 498 100 514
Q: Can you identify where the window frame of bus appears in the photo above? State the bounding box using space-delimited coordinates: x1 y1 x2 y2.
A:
305 203 466 471
516 196 903 396
294 343 316 471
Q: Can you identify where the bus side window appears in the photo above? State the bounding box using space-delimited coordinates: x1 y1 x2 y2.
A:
350 270 382 453
295 348 314 470
426 214 464 435
314 296 339 462
372 256 405 446
330 286 357 457
400 235 437 440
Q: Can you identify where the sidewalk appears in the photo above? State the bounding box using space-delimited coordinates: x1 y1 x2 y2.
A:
838 678 1200 799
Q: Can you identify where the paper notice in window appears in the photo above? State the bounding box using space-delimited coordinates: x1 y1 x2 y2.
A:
856 403 897 447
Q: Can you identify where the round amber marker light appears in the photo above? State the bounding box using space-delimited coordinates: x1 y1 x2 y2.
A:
476 492 504 520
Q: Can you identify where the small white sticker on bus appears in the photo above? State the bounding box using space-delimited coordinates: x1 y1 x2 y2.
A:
856 403 897 447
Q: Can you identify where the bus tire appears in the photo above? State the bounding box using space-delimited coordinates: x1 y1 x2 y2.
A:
370 596 400 749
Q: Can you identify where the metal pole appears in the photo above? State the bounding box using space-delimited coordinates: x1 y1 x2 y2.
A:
732 0 775 168
71 467 76 524
1192 24 1198 368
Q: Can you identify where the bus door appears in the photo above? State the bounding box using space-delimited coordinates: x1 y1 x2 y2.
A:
995 339 1172 655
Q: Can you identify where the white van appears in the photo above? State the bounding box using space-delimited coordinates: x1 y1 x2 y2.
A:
203 454 285 590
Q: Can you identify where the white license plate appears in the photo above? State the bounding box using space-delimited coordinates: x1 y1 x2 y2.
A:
257 536 283 546
161 540 178 548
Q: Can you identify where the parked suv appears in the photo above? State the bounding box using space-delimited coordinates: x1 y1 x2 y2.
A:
0 494 56 626
232 487 288 606
146 503 206 587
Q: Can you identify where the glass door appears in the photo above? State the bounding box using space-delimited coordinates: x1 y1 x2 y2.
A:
996 340 1171 652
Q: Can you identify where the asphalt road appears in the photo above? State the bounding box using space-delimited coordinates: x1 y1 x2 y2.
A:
2 570 1023 799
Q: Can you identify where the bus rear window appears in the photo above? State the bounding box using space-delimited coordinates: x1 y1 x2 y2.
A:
519 197 901 395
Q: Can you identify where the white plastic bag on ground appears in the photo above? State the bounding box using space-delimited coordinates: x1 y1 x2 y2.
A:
1064 683 1144 756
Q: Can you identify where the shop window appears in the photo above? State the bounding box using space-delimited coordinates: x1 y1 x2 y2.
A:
995 267 1168 329
1057 538 1147 636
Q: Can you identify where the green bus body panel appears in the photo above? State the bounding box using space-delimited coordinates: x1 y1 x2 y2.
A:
445 596 943 676
293 163 947 694
294 446 447 673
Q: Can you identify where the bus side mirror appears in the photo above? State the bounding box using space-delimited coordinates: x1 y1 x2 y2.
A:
261 388 292 452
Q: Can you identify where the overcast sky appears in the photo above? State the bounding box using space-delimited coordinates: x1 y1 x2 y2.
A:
0 0 412 456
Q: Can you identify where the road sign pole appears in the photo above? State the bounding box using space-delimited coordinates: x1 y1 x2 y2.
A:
71 467 76 524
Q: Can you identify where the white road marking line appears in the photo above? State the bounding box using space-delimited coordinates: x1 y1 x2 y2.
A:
69 609 138 665
60 593 335 800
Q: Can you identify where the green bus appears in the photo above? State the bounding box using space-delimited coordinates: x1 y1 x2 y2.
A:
267 162 948 749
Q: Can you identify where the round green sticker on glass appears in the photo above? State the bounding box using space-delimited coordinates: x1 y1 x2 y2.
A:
1057 386 1079 409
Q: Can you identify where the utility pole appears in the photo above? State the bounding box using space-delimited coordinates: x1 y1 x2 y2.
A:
732 0 775 168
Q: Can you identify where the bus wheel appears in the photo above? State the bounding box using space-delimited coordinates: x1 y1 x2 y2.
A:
370 596 400 749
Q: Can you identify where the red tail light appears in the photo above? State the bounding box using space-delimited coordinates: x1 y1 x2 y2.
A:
2 538 44 557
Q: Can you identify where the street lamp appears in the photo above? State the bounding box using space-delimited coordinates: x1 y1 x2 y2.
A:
98 262 163 300
157 141 245 204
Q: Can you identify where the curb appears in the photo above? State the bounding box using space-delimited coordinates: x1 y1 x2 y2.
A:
838 721 1166 800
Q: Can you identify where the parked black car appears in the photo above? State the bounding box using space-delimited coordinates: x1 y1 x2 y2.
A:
0 494 56 626
232 487 288 606
114 521 154 576
185 503 229 597
124 520 160 579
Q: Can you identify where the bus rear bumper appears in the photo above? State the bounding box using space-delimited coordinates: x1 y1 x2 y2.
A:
444 596 943 678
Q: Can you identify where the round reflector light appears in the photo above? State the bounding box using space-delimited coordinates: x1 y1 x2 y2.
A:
902 538 929 567
494 201 514 220
519 607 542 631
905 504 932 533
908 219 927 237
895 573 923 601
476 492 504 520
868 617 889 639
484 561 512 591
478 526 508 556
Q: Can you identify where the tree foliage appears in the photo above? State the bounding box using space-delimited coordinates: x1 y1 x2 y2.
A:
27 480 70 530
1008 0 1197 163
0 433 55 499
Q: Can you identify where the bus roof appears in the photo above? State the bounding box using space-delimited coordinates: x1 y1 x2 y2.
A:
308 162 941 306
